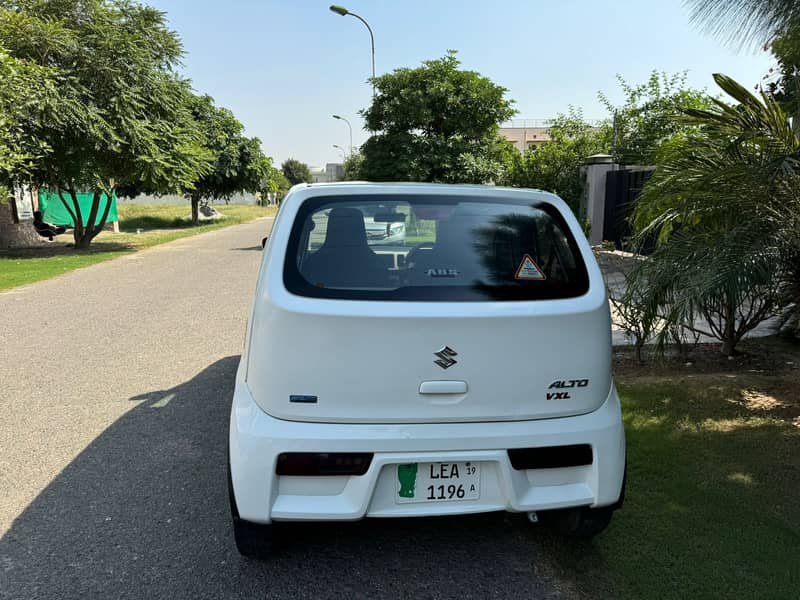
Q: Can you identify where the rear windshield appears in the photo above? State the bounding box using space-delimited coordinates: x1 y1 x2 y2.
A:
283 194 589 301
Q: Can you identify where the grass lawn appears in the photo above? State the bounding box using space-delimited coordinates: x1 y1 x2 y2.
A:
0 204 275 291
542 338 800 599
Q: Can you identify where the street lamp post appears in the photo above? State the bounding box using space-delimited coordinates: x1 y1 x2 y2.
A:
332 114 353 155
329 5 375 95
333 144 346 159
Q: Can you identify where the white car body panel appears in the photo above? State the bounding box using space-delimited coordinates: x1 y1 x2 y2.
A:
231 182 625 524
230 361 625 523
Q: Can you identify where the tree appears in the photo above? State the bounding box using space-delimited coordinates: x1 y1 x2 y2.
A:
503 109 611 212
339 151 364 181
0 0 210 248
627 74 799 355
686 0 800 48
599 71 712 165
260 166 290 203
359 52 516 183
501 74 708 212
0 47 63 182
281 158 312 185
686 1 800 127
765 28 800 124
187 94 271 225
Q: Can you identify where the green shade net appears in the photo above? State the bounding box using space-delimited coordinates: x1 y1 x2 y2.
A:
39 190 118 226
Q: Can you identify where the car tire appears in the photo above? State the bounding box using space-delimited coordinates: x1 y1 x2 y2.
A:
232 516 275 559
540 505 615 539
228 456 275 559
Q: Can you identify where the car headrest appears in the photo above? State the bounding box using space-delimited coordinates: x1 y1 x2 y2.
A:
324 207 368 248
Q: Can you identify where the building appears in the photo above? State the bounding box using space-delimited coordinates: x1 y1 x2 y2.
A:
326 162 345 181
309 163 344 183
499 119 554 152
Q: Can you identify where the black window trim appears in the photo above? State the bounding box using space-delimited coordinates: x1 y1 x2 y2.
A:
282 194 590 302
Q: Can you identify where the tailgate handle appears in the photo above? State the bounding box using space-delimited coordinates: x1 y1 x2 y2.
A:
419 380 468 395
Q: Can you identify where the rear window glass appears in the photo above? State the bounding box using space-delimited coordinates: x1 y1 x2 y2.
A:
283 194 589 301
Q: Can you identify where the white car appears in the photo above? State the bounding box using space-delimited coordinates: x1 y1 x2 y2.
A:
308 210 406 249
229 182 626 557
363 216 406 245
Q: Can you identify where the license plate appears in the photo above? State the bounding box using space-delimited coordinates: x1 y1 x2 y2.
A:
395 462 480 504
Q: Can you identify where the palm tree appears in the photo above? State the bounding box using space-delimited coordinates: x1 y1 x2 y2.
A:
687 1 800 131
627 74 800 355
686 0 800 48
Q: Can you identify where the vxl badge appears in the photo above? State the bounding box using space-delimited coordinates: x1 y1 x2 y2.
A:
434 346 458 369
547 379 589 400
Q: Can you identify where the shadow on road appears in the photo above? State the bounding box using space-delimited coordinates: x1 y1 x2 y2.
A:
0 239 135 258
1 356 559 600
230 245 263 252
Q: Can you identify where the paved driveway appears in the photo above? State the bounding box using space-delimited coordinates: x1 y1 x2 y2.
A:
0 219 561 600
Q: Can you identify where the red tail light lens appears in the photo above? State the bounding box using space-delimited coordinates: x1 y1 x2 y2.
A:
508 444 593 470
276 452 373 476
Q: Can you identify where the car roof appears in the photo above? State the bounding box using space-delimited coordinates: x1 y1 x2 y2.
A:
301 181 547 193
290 181 560 204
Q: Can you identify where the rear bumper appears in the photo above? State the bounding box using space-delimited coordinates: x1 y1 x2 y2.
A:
229 364 626 524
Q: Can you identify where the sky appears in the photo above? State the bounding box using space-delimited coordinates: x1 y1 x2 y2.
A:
147 0 774 168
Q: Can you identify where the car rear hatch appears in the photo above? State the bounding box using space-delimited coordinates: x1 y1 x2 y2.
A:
246 191 611 424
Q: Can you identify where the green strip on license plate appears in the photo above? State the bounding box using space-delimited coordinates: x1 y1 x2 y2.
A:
396 462 481 504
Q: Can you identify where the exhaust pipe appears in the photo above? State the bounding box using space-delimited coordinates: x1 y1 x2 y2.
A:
527 511 539 524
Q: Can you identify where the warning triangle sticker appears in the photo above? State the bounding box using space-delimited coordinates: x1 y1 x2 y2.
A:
514 254 546 281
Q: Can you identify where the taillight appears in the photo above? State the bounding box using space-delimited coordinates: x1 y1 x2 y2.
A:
276 452 373 476
507 444 593 470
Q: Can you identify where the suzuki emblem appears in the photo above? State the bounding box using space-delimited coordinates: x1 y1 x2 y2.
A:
434 346 458 369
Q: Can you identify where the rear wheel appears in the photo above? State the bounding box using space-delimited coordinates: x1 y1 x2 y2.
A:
232 516 275 559
540 505 615 539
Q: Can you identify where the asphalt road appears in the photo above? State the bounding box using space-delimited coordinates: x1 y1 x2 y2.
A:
0 219 562 600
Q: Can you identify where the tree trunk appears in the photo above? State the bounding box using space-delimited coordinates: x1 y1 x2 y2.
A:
634 340 644 364
721 335 736 357
65 188 87 248
74 231 93 249
65 188 115 249
720 297 737 356
88 188 114 243
191 196 200 226
792 73 800 138
56 189 80 245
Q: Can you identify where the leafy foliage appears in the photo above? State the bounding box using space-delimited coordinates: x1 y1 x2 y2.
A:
260 166 291 201
501 73 708 215
0 47 65 181
599 71 712 165
339 151 364 181
186 94 271 224
686 0 800 48
281 158 312 185
359 52 516 183
503 109 610 212
687 1 800 125
0 0 210 248
764 27 800 122
627 73 800 355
